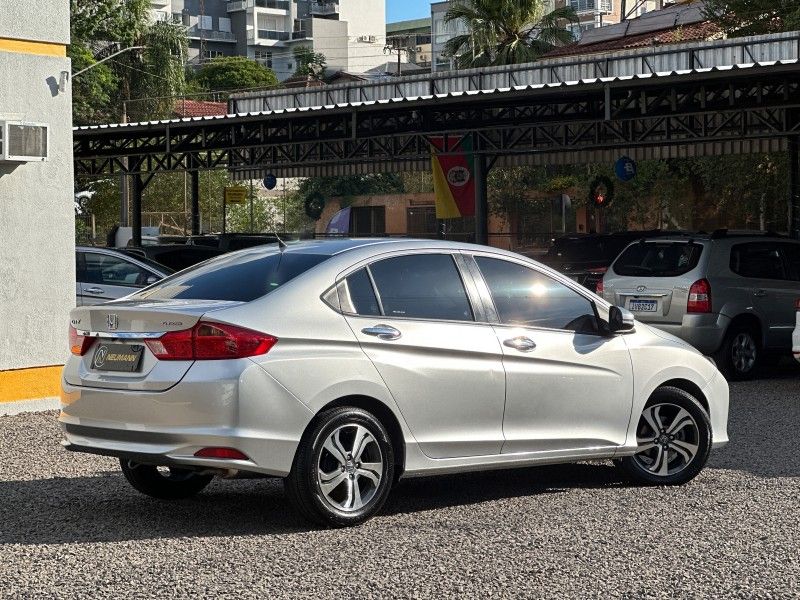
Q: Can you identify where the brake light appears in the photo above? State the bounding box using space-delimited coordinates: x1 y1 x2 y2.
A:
69 326 94 356
688 278 712 313
145 321 277 361
194 447 250 460
795 298 800 311
595 278 604 295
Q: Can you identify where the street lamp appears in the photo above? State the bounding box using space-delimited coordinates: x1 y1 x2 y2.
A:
71 45 146 79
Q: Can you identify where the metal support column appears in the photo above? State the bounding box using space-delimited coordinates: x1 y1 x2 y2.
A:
790 137 800 240
474 153 489 246
190 168 200 236
131 173 143 248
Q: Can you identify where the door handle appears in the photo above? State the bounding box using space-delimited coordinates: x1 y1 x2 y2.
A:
361 325 402 341
503 336 537 352
753 289 767 298
83 287 105 295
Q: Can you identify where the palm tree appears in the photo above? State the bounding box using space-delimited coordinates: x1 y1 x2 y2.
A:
443 0 578 69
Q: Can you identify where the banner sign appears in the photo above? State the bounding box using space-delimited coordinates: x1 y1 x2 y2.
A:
325 207 351 235
224 187 248 204
430 136 475 219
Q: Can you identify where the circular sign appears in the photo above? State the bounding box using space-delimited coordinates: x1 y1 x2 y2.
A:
615 156 637 182
263 174 278 190
446 165 470 187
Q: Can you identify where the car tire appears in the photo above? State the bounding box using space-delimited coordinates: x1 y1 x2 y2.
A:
715 324 761 381
617 386 711 486
285 407 394 527
120 459 213 499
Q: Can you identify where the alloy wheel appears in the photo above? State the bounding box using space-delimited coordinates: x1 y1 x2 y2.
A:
731 332 757 374
633 403 700 477
316 424 384 512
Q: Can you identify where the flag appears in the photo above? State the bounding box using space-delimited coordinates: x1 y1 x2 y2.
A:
430 136 476 219
325 207 351 235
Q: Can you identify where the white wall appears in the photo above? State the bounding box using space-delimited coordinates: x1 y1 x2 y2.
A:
0 10 75 370
338 0 386 73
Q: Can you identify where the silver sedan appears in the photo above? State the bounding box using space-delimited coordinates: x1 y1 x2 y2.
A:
61 239 729 526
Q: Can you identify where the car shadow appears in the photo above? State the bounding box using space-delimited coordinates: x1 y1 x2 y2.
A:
0 462 624 545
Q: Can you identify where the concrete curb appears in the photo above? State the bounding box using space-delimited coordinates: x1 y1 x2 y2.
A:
0 397 61 416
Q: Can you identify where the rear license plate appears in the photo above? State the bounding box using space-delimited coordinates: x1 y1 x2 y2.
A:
91 343 144 372
629 299 657 313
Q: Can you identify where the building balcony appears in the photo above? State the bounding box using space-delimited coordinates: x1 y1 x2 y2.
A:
150 0 170 7
187 26 238 42
256 29 291 41
567 0 612 14
310 1 339 16
228 0 290 12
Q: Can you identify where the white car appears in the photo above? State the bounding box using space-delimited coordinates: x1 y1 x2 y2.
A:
61 239 729 527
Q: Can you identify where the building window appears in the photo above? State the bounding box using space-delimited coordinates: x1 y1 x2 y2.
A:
202 49 225 61
351 206 386 236
254 49 273 68
407 206 437 236
218 17 232 33
198 14 213 30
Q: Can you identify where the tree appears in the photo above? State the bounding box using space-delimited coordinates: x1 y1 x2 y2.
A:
703 0 800 37
69 0 189 124
443 0 577 69
293 47 327 79
193 56 279 94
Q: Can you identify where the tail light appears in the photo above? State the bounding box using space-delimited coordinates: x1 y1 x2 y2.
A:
194 447 249 460
69 326 94 356
688 278 712 313
595 277 604 296
795 298 800 311
146 321 277 361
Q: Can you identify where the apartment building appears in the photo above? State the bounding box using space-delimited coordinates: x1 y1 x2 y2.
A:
151 0 386 80
386 18 432 69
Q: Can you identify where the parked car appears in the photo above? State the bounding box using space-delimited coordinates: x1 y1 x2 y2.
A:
186 233 283 252
62 239 728 527
793 298 800 364
542 230 689 292
599 230 800 380
75 247 172 305
119 245 225 272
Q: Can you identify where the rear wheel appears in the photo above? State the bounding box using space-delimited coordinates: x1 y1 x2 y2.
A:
285 407 394 527
120 459 213 499
715 324 760 380
617 387 711 486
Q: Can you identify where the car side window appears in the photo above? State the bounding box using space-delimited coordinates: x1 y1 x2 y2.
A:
343 268 381 316
83 253 154 288
475 256 599 334
75 252 86 282
368 254 474 322
730 243 786 280
780 243 800 281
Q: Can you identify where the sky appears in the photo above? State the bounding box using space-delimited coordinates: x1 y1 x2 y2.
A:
386 0 433 23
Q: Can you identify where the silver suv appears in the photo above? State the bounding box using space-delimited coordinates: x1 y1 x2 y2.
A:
600 231 800 380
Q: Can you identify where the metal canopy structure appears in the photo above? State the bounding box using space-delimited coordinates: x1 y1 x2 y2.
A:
73 33 800 244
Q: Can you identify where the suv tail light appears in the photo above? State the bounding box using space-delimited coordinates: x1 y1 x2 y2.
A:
795 298 800 311
688 278 712 313
69 326 94 356
145 321 277 361
595 277 604 295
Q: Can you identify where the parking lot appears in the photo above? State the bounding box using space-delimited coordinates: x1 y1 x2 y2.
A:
1 366 798 599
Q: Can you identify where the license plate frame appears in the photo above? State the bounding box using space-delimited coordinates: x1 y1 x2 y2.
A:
628 299 658 313
91 342 145 373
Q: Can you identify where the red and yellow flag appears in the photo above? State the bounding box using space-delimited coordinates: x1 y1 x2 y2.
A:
430 136 476 219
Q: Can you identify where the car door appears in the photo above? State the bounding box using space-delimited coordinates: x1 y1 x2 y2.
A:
78 251 160 305
730 242 800 349
469 254 634 455
340 252 506 459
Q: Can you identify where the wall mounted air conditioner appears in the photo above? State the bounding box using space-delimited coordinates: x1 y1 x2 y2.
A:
0 121 49 162
358 35 377 43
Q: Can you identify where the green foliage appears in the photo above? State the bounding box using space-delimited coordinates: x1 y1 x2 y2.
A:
70 0 189 124
293 47 327 78
294 174 405 206
443 0 577 68
193 56 279 94
703 0 800 37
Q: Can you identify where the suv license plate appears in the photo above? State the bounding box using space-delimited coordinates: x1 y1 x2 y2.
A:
629 299 657 313
91 343 144 372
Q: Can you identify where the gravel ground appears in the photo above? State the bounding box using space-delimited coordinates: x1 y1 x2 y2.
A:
1 368 799 599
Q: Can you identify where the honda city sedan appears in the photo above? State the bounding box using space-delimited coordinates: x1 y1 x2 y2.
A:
60 239 729 527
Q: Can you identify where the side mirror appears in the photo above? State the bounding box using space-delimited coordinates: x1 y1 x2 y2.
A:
146 275 159 285
608 305 635 332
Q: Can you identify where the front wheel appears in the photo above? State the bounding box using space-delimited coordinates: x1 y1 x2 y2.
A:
120 459 213 499
285 407 394 527
617 387 711 486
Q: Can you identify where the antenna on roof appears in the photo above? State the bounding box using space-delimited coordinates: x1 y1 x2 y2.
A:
275 232 287 252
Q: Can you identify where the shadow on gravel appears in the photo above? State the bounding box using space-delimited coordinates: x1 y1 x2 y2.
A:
0 462 624 545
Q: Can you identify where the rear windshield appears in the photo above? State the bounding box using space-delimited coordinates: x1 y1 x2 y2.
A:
129 252 329 302
613 242 703 277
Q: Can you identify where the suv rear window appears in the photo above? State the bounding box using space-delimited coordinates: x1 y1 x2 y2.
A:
130 252 329 302
613 242 703 277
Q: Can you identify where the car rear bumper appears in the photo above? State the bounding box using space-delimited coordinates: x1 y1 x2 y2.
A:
647 313 731 355
58 359 314 477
